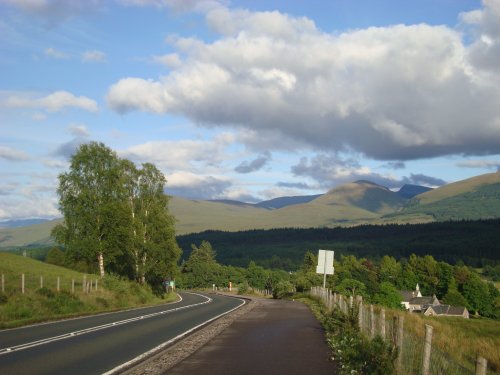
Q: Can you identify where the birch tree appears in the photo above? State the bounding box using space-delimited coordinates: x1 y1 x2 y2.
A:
132 163 180 285
52 142 132 277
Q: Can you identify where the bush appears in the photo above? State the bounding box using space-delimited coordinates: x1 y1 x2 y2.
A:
272 280 294 299
325 306 397 375
36 287 55 299
237 282 249 295
0 293 8 304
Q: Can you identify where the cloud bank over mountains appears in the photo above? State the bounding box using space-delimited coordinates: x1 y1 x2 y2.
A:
107 0 500 162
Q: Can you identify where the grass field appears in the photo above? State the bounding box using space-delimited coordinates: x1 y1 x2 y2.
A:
0 253 176 328
383 307 500 373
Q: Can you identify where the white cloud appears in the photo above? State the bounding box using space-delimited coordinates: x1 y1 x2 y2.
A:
81 49 106 62
0 146 30 161
0 196 60 220
32 112 47 121
67 123 90 137
121 135 233 171
152 53 182 68
291 153 446 189
118 0 225 13
1 90 98 112
461 0 500 73
457 159 500 170
44 47 69 59
165 171 231 200
42 158 68 168
2 0 104 24
107 3 500 161
107 78 173 113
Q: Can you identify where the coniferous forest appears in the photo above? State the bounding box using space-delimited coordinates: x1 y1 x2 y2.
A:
176 219 500 269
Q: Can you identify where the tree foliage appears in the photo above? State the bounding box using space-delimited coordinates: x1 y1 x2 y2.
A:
52 142 180 289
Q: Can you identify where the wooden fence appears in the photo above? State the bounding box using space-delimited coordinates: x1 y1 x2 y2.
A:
311 286 493 375
1 273 99 295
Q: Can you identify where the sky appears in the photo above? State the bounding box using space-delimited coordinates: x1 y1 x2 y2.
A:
1 0 500 221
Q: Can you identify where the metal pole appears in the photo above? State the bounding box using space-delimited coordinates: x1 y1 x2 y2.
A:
323 251 327 288
22 273 25 294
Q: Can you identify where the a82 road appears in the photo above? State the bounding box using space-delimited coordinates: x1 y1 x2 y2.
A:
0 292 244 375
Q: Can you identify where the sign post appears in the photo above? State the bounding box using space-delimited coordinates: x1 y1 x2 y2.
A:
316 249 334 288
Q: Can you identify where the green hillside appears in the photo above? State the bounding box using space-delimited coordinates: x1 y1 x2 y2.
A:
0 253 169 327
1 172 500 248
392 172 500 221
0 219 59 248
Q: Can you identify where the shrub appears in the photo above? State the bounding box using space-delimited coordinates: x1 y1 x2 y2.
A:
237 282 249 295
325 306 397 375
272 280 294 299
36 287 55 299
0 293 8 304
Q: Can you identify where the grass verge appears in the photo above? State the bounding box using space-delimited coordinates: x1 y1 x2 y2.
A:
0 253 177 329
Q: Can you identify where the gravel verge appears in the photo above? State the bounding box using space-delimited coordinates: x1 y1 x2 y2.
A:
120 294 260 375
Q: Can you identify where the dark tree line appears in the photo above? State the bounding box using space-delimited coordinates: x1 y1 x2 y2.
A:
176 219 500 269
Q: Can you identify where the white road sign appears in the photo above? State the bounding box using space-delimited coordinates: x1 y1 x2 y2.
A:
316 249 334 275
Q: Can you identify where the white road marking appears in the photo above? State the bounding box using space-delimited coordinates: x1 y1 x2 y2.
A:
0 293 211 356
102 294 246 375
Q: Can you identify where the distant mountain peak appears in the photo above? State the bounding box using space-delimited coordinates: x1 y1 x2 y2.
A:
354 180 388 189
397 184 433 199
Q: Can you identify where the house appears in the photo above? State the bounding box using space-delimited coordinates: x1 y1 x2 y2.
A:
399 284 469 318
423 305 470 319
409 295 441 312
400 284 422 310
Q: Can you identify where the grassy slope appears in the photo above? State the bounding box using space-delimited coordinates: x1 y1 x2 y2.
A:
2 172 500 247
394 172 500 221
416 171 500 205
0 253 173 328
0 219 59 247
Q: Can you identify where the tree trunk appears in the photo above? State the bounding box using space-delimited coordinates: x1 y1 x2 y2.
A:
141 253 147 284
98 252 105 278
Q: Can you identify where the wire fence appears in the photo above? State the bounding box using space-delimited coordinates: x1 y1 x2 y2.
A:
1 273 100 295
311 286 496 375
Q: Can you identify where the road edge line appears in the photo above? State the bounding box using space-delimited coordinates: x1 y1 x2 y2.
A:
102 294 246 375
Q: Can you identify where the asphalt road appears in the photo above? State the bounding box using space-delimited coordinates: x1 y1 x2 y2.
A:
0 292 244 375
166 298 337 375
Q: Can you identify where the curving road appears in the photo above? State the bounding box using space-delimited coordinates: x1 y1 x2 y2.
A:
0 292 244 375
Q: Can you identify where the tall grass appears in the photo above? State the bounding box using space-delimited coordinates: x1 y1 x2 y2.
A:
0 253 177 328
384 308 500 373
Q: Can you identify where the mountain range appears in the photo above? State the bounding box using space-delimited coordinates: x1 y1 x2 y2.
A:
0 171 499 248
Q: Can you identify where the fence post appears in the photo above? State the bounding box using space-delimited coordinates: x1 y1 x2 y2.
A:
370 305 375 338
57 277 60 292
380 308 386 339
358 296 364 331
1 274 4 293
95 278 98 292
475 356 487 375
422 324 433 375
393 315 404 372
22 273 25 294
72 279 75 293
83 275 86 293
40 275 43 289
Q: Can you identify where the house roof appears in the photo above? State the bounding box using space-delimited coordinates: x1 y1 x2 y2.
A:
425 305 468 316
400 291 417 302
409 296 438 305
